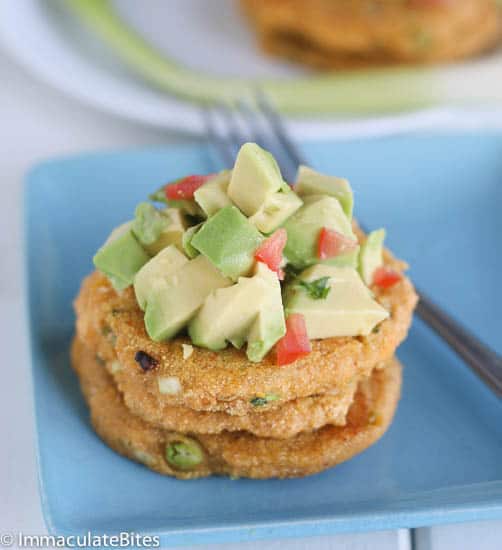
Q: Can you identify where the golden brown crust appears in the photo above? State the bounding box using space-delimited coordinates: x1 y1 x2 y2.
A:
98 333 358 438
74 238 416 415
241 0 502 69
71 337 402 479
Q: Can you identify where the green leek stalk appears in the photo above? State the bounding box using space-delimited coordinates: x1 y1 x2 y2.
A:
65 0 502 115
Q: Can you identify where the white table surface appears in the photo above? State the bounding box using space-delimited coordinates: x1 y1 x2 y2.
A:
1 49 501 550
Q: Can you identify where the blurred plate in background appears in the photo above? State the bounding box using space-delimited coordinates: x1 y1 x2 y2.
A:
2 0 502 138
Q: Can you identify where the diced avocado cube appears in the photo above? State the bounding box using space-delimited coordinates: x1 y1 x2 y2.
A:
104 221 132 244
144 255 231 342
249 184 303 233
359 229 386 286
132 203 166 246
246 263 286 362
295 166 354 219
181 223 202 259
228 143 284 216
105 274 129 291
229 335 246 349
284 265 388 338
282 195 359 269
191 205 263 281
93 223 150 291
143 208 186 256
188 278 261 351
188 263 285 361
132 203 186 255
134 245 189 310
194 171 232 217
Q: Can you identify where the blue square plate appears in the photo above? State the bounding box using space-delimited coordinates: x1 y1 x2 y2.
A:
25 134 502 547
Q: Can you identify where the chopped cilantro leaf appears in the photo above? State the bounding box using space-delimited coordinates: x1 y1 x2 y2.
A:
149 186 167 203
298 277 331 300
250 394 279 407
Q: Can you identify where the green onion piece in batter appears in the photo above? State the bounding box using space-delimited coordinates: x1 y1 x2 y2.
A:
250 394 279 407
165 437 204 470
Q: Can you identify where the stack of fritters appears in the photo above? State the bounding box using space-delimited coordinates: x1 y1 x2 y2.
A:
72 233 417 479
241 0 502 69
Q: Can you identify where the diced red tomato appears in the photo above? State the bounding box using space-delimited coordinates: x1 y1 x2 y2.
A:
373 266 402 289
165 174 213 200
317 227 358 260
255 228 287 276
276 313 312 366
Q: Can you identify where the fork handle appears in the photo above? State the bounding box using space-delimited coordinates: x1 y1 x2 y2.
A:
415 289 502 397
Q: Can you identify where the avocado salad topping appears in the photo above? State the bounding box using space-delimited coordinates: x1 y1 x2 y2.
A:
93 142 402 366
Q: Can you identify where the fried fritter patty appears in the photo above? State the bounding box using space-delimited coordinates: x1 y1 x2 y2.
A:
74 238 416 415
91 330 358 438
241 0 502 69
71 338 402 479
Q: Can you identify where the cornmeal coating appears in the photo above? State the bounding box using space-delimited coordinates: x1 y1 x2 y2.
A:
88 329 359 438
71 338 402 479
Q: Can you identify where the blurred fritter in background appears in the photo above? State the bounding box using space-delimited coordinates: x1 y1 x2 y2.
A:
241 0 502 69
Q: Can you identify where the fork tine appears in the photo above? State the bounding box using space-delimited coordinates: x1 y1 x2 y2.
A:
201 106 235 167
215 102 247 156
235 99 269 150
255 90 308 169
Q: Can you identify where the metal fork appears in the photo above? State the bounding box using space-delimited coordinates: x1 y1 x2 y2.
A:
202 94 502 397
